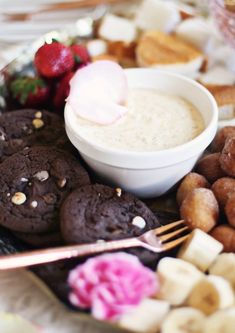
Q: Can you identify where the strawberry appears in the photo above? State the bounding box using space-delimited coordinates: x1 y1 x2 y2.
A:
53 71 74 110
70 44 90 68
34 41 74 78
10 77 50 108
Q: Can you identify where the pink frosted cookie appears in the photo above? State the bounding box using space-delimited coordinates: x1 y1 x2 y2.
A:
68 252 158 321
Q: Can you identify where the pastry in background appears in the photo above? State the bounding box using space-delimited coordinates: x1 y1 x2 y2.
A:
136 31 205 77
204 85 235 121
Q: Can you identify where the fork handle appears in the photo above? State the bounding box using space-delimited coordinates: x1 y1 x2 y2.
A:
0 238 141 270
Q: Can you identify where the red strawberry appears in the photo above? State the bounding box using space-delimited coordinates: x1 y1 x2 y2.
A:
53 71 74 110
10 77 50 108
34 41 74 78
70 44 90 68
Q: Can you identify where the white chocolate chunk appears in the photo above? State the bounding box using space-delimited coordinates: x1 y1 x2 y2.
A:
35 111 42 119
11 192 26 205
30 201 38 208
32 118 44 129
34 171 49 182
132 216 146 229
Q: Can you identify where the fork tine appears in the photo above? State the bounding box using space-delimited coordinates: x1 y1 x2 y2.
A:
159 226 189 242
161 235 189 251
155 220 185 235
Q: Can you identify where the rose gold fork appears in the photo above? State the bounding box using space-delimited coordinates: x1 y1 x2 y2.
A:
0 220 189 270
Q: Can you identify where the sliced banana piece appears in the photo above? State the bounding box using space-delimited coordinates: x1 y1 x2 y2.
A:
203 308 235 333
157 257 203 305
119 298 170 333
177 229 223 272
209 253 235 290
0 313 39 333
187 275 235 315
161 307 205 333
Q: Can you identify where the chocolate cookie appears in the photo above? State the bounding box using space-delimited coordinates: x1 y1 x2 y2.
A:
0 146 90 233
60 184 161 266
0 109 70 162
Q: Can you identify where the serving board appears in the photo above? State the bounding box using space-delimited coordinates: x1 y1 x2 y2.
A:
0 1 230 332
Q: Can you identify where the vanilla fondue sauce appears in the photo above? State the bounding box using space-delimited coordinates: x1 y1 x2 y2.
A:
74 88 205 152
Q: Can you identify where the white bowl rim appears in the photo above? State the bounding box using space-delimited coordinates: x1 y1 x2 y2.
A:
65 68 218 159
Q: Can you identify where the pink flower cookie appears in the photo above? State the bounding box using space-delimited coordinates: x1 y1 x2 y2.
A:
68 252 158 321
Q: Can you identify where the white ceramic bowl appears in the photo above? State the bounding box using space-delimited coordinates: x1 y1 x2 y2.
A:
65 69 218 198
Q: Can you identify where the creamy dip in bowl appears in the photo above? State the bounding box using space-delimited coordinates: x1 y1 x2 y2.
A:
72 88 205 152
65 67 218 198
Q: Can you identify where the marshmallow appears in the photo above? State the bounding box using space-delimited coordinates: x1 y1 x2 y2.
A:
98 14 137 43
135 0 181 33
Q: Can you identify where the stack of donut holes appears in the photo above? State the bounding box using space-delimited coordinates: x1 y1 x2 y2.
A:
177 126 235 252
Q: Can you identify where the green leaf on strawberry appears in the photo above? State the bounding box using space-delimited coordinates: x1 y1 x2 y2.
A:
10 77 50 107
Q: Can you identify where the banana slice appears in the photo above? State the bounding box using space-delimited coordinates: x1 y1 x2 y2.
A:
204 308 235 333
157 257 203 305
209 253 235 290
0 313 39 333
161 307 205 333
119 299 170 333
177 229 223 272
187 275 235 315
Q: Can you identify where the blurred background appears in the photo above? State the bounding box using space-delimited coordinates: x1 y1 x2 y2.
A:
0 0 208 68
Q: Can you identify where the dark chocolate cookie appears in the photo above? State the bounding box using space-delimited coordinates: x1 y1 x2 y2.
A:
0 146 90 233
60 185 160 259
0 109 70 162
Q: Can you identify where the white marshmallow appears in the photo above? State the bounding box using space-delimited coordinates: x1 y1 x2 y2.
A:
98 14 137 43
176 17 214 51
199 66 235 86
86 39 107 57
135 0 181 33
219 105 235 121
